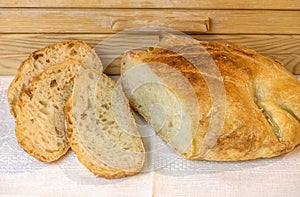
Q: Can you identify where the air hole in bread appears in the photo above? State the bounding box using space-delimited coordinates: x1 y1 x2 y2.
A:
25 89 33 99
70 49 78 56
81 112 87 120
40 107 50 115
50 80 58 88
101 103 109 110
39 100 47 106
45 148 56 153
33 53 44 60
67 43 75 48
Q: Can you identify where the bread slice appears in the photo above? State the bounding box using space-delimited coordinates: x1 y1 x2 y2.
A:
64 69 145 179
121 34 300 161
8 40 102 117
15 58 85 162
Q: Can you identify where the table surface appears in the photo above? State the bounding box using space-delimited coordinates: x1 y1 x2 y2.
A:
1 75 300 197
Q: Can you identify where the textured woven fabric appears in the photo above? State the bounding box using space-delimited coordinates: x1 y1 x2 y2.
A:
1 76 300 197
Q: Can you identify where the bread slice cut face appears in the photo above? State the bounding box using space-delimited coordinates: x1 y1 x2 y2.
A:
64 69 145 179
121 34 300 161
8 40 102 117
15 58 84 162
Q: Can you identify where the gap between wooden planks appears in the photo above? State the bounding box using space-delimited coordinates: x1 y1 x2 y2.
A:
0 9 299 34
0 34 299 75
1 0 300 9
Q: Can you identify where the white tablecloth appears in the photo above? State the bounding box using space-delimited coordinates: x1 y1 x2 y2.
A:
1 76 300 197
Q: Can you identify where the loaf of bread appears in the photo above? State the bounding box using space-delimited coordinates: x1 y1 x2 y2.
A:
121 34 300 161
15 58 85 162
64 69 145 179
8 40 102 117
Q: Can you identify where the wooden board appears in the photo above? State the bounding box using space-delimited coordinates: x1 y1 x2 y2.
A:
0 34 299 75
1 0 300 9
0 9 299 34
0 2 299 75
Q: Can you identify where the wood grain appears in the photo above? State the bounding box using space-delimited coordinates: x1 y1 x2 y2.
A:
1 0 300 9
0 9 299 34
0 34 299 75
272 54 300 74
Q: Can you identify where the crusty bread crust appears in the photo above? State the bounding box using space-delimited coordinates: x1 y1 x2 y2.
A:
121 34 300 161
8 40 102 117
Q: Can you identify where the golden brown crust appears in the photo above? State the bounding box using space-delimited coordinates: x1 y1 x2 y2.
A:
123 35 300 161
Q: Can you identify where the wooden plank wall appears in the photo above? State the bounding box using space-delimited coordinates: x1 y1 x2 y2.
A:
0 0 299 75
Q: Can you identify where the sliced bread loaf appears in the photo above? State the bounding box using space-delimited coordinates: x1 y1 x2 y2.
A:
121 34 300 161
64 69 145 179
8 40 102 117
15 58 85 162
